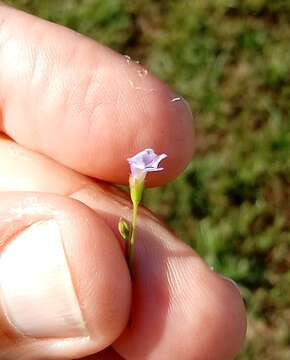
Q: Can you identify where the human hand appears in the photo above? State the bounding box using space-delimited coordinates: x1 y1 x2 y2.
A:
0 5 246 360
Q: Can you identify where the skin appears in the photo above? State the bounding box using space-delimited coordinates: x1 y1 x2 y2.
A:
0 4 247 360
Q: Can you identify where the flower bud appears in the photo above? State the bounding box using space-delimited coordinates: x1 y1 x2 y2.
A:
118 218 130 242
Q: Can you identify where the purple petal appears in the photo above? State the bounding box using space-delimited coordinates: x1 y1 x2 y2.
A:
127 149 154 166
127 148 167 179
146 153 167 169
143 166 164 172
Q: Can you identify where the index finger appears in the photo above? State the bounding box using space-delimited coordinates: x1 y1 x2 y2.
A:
0 5 194 185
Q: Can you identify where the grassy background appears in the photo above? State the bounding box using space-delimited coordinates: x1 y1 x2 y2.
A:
5 0 290 358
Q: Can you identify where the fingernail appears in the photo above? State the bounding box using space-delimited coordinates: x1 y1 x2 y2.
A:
222 275 248 309
0 220 86 338
220 275 242 296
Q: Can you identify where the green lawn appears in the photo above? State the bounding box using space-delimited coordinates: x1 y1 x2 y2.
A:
5 0 290 358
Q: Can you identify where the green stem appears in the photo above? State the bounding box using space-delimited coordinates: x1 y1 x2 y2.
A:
128 202 138 269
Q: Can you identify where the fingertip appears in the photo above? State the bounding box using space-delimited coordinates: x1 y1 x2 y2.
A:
119 65 195 186
169 257 247 360
0 5 194 184
131 85 195 187
194 269 247 360
163 255 247 360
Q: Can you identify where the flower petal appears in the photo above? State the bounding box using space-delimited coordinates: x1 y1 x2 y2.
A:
127 148 167 180
147 153 167 169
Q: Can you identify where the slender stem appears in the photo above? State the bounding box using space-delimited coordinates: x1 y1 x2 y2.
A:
128 202 138 269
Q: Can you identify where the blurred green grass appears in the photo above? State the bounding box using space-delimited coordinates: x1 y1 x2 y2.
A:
5 0 290 358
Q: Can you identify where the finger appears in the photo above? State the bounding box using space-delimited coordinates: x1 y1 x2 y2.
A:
0 4 194 186
75 188 247 360
0 137 246 359
0 192 131 360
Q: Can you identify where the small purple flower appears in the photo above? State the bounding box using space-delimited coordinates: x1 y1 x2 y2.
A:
127 148 167 181
123 148 167 269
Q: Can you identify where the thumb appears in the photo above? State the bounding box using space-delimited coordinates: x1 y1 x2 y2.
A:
0 192 131 360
